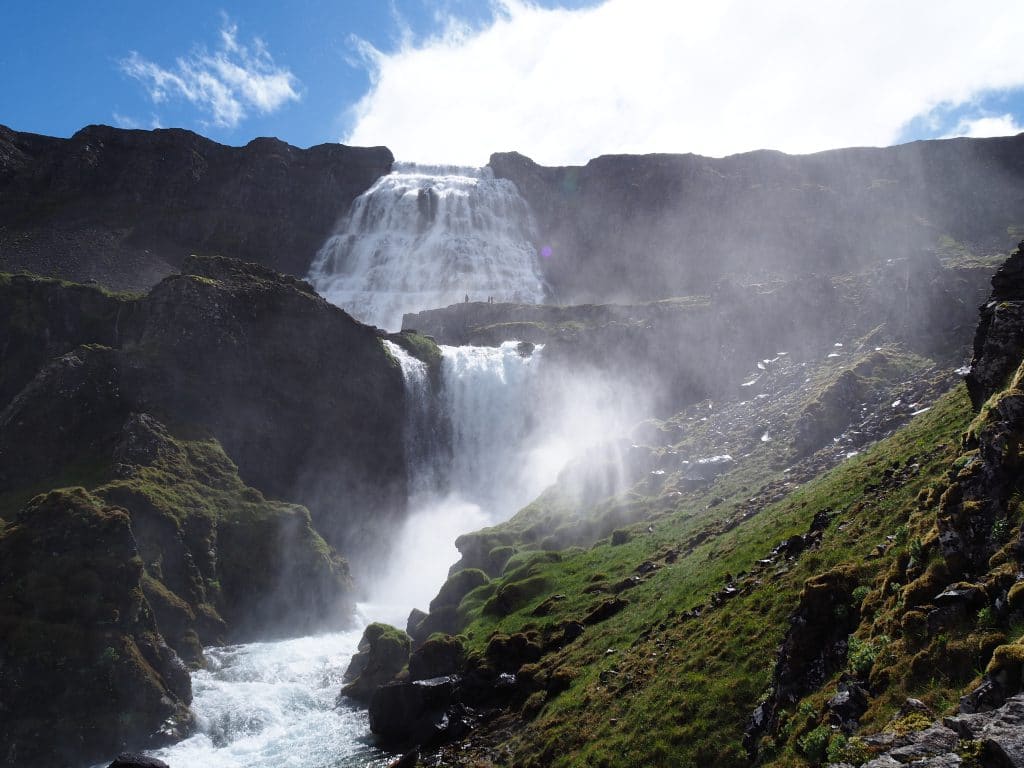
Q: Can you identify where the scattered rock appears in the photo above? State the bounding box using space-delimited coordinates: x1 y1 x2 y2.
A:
584 598 628 625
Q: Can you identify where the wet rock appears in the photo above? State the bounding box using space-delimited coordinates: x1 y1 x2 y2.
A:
341 623 411 702
885 725 958 762
967 243 1024 409
484 632 542 673
531 594 567 617
368 676 459 747
389 749 420 768
407 608 428 637
545 620 585 652
387 753 419 768
960 677 1012 714
107 755 171 768
827 680 870 732
745 566 859 753
612 575 643 593
409 635 466 682
946 694 1024 766
0 489 193 767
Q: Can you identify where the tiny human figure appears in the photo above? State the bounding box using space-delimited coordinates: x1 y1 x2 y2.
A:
464 294 469 303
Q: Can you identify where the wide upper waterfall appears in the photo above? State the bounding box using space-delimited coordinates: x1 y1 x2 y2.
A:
308 163 547 331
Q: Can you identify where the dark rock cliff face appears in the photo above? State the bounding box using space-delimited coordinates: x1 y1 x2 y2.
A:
0 257 406 765
0 488 193 767
966 241 1024 409
0 124 393 290
490 136 1024 303
0 256 408 557
404 254 992 416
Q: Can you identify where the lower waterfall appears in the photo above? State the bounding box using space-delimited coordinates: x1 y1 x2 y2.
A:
138 338 636 768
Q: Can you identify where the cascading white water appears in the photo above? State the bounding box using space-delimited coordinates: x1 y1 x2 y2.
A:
132 629 388 768
440 341 544 514
362 340 544 624
382 340 438 497
308 163 547 331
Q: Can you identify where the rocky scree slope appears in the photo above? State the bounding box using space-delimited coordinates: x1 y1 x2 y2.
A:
0 256 425 767
0 124 393 290
404 250 992 416
352 246 1024 767
490 135 1024 303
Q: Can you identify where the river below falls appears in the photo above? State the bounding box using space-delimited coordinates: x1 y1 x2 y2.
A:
144 611 392 768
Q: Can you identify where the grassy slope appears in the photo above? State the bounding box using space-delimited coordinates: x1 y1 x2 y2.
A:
442 377 973 767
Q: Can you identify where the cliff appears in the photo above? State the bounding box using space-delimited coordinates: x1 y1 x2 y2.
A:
490 136 1024 303
0 256 418 764
0 124 393 290
404 251 993 415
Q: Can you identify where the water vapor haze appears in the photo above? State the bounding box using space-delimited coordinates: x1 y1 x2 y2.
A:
345 0 1024 164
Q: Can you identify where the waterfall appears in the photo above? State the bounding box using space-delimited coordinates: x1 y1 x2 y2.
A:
130 161 638 768
361 340 544 622
382 340 440 496
308 163 547 331
440 341 544 515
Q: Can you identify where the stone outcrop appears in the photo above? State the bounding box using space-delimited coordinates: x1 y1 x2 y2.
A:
404 255 991 417
0 257 407 766
0 488 193 767
0 124 393 290
490 137 1024 304
0 257 408 557
341 623 411 702
966 241 1024 409
827 694 1024 768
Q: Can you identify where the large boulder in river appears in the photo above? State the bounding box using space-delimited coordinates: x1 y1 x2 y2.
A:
341 623 411 702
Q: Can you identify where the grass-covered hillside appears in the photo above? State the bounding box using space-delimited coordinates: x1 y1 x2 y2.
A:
369 245 1024 768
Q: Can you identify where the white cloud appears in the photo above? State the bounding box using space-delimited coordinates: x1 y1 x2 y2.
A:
344 0 1024 165
112 112 141 129
944 113 1024 139
121 21 300 129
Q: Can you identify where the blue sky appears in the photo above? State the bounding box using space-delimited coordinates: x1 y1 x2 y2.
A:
3 1 1024 165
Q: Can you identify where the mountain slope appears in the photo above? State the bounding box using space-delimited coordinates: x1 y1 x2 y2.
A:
364 245 1024 768
0 124 393 290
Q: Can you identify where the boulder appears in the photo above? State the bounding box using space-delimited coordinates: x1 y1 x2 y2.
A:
409 635 467 682
108 754 171 768
368 676 459 746
341 623 412 702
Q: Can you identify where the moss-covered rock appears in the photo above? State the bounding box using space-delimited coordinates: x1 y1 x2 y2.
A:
0 488 192 766
408 634 467 681
341 623 412 702
482 575 550 617
986 642 1024 689
0 272 138 411
429 569 489 614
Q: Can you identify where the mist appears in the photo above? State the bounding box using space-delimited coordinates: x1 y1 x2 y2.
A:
360 339 653 623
